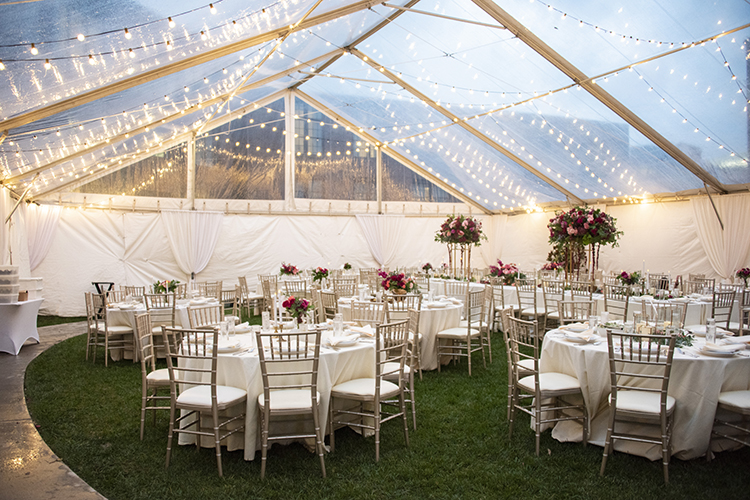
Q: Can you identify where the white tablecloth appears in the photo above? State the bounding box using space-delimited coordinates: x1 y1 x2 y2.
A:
540 331 750 460
108 304 191 360
338 299 463 370
0 299 43 355
180 330 375 460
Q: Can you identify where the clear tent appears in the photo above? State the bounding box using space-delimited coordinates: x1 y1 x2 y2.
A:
1 0 748 213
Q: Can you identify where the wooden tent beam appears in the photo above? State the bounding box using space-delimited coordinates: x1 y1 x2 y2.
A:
0 0 385 136
294 90 492 214
472 0 729 194
350 48 584 205
3 51 342 185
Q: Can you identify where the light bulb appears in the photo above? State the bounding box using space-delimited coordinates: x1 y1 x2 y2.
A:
168 17 175 28
0 60 4 71
77 33 85 42
166 40 173 50
88 54 95 65
203 77 208 83
210 3 216 14
200 31 207 41
222 68 227 74
124 28 132 39
30 43 38 55
44 59 51 69
129 48 135 58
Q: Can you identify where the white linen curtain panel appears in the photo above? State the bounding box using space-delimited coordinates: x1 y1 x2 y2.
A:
26 203 62 270
160 210 224 276
355 215 404 268
691 193 750 279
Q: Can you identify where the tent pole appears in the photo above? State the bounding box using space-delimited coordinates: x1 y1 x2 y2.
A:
285 92 297 212
377 147 383 214
4 174 39 225
703 183 724 231
187 134 196 210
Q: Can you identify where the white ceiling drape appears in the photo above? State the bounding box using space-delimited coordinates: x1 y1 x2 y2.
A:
25 203 62 271
690 193 750 280
160 210 224 277
355 214 404 268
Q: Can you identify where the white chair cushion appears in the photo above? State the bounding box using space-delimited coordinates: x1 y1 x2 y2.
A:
146 368 170 385
100 325 133 334
382 361 411 381
331 378 400 400
436 327 480 339
609 390 675 415
518 359 535 372
546 311 560 319
176 385 247 409
518 372 580 394
258 389 319 411
718 390 750 412
727 321 749 332
521 307 546 316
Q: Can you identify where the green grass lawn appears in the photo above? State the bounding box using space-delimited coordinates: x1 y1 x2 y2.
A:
25 332 749 500
37 315 86 327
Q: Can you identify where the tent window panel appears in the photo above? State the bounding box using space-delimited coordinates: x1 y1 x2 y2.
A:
75 144 187 198
382 154 459 203
195 99 285 200
294 98 376 200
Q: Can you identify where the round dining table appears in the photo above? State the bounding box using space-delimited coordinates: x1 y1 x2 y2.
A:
539 328 750 460
337 297 463 371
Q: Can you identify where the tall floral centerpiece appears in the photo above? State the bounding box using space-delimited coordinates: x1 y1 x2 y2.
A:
379 271 419 295
547 206 622 280
736 268 750 287
421 263 433 275
280 262 299 276
617 271 642 295
153 279 180 293
435 214 485 278
282 296 313 325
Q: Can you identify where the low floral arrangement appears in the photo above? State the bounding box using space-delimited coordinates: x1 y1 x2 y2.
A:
153 279 180 293
422 263 433 273
736 268 750 287
617 271 642 286
282 295 313 324
378 271 419 294
280 262 299 276
312 267 328 282
343 262 352 270
435 214 485 245
673 329 694 349
489 260 524 285
541 262 563 271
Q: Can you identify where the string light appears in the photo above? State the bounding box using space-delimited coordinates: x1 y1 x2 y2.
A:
30 43 38 55
77 34 85 42
124 28 131 39
210 3 217 14
43 59 51 69
168 17 175 29
0 60 5 70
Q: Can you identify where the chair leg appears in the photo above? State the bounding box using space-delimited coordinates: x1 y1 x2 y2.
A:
467 339 472 376
312 402 326 478
409 372 417 431
328 397 336 452
508 387 517 440
212 408 223 477
401 391 410 449
260 407 268 479
140 385 147 441
534 396 541 456
374 405 381 462
600 409 617 476
165 405 175 469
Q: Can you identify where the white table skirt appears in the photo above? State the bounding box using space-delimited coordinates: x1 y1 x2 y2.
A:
338 300 463 370
540 332 750 460
0 299 43 355
179 331 375 460
108 304 191 360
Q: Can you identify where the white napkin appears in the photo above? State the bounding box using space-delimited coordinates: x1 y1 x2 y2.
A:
564 328 598 343
328 333 359 346
350 325 375 337
702 343 741 354
722 336 750 346
559 322 589 331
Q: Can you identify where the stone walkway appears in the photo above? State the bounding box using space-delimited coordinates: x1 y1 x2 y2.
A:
0 322 105 500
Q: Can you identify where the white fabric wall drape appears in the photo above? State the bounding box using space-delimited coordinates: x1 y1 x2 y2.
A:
478 215 508 268
25 203 62 270
690 193 750 279
355 215 404 268
160 210 224 276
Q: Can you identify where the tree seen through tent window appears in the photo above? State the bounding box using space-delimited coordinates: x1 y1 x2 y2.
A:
195 98 285 200
75 144 187 198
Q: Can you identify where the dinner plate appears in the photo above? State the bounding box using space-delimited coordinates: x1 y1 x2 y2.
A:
117 304 136 310
563 332 599 344
699 347 740 358
565 325 588 333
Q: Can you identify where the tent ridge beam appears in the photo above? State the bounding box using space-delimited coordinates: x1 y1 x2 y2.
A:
294 90 491 214
471 0 729 195
0 0 384 136
3 51 342 185
349 48 583 205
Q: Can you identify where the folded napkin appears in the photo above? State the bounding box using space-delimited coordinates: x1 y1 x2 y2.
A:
722 336 750 346
328 333 360 346
564 328 598 343
559 322 589 331
702 343 741 354
350 325 375 337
